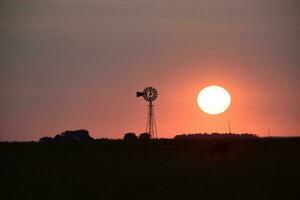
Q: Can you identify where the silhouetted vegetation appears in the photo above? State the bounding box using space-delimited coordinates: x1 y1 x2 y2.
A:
174 132 258 140
139 132 151 140
123 132 138 141
38 136 53 143
39 129 93 143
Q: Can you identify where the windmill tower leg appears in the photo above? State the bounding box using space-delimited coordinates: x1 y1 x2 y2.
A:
152 106 158 138
146 101 157 139
146 105 150 134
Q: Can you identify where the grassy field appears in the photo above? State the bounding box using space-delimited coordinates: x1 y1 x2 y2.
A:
1 138 300 200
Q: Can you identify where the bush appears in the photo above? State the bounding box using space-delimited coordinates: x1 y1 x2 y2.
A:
123 132 138 141
39 137 53 143
139 132 151 140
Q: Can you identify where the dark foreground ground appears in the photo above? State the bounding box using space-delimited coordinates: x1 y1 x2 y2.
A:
1 138 300 200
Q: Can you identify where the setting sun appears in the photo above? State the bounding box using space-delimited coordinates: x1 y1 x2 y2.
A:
197 85 231 115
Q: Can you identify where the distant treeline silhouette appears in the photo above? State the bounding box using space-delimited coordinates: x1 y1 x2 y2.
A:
39 129 93 143
38 129 258 143
39 130 152 143
123 132 151 140
174 132 258 139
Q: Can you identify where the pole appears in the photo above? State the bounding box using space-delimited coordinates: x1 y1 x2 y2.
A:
228 121 231 134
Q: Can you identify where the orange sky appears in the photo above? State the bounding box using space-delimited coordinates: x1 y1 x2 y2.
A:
0 0 299 140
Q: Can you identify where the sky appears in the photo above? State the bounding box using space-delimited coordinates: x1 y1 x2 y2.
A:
0 0 299 141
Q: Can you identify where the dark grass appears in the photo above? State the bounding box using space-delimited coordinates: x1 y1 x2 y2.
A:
1 138 300 200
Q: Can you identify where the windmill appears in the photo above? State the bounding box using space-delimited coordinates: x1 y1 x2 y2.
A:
136 87 158 139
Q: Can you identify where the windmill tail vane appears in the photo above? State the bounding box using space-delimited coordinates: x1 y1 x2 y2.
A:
136 92 144 97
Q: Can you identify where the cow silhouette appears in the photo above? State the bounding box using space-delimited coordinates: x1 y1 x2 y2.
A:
211 141 229 155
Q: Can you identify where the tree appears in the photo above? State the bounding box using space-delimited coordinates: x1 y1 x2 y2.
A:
123 132 138 141
53 129 93 142
39 137 53 143
139 132 151 140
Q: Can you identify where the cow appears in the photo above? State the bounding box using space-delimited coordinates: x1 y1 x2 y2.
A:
211 141 229 155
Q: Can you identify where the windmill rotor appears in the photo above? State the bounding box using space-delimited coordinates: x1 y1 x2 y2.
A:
136 86 158 102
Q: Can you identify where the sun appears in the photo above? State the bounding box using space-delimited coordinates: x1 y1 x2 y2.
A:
197 85 231 115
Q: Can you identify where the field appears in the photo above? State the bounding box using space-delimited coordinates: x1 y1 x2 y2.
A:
1 138 300 200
